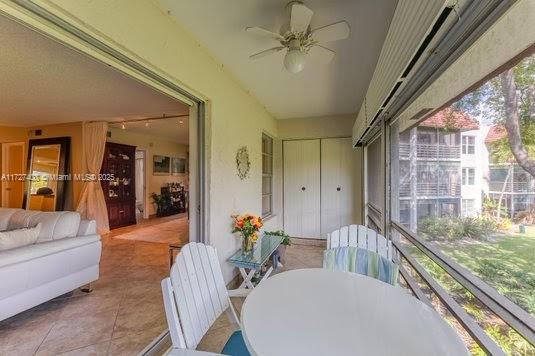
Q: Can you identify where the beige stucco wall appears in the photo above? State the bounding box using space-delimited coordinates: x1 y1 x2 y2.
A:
107 127 189 216
278 114 356 140
31 0 281 281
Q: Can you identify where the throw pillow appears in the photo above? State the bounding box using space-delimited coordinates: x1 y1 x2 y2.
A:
0 223 42 251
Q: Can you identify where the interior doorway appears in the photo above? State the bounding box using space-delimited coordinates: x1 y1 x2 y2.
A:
1 142 25 208
105 115 191 246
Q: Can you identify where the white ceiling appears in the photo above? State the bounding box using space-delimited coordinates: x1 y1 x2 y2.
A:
0 15 189 142
158 0 397 119
110 117 190 145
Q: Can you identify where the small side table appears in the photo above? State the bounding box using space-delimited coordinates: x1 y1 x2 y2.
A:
228 235 283 289
168 243 182 269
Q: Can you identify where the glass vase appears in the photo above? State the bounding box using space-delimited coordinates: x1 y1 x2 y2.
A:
242 234 254 255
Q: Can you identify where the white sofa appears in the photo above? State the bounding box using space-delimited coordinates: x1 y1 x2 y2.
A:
0 208 102 321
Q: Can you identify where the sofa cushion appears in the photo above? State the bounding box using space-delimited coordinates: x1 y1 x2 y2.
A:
0 208 22 231
77 219 97 237
0 224 41 251
7 210 81 243
0 234 100 269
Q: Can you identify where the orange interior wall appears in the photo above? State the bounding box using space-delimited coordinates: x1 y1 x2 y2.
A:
0 126 29 205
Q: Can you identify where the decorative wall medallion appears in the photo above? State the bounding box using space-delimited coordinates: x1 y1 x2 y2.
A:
236 146 251 180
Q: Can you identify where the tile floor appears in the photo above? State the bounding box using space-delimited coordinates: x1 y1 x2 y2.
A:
0 217 323 355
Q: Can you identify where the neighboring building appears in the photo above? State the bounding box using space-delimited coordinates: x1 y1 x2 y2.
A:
398 108 480 231
485 125 535 218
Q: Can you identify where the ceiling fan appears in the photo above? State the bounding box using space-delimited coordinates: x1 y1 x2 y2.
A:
246 1 350 73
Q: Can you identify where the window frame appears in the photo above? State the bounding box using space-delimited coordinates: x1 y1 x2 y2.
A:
462 167 475 185
462 135 475 155
261 133 274 218
462 198 475 216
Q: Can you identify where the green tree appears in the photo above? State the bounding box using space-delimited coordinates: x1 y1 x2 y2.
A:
453 53 535 176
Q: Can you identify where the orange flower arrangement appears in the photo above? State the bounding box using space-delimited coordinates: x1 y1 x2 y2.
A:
232 214 263 253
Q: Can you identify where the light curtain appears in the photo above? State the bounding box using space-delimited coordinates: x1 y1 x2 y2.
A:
76 122 110 234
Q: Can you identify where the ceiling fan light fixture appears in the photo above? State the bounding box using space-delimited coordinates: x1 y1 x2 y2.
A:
246 1 350 73
284 49 305 73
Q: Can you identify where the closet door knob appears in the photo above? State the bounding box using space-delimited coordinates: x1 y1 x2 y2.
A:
301 187 306 191
337 187 341 191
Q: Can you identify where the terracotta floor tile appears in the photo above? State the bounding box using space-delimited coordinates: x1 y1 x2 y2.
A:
35 307 118 355
112 301 167 340
57 291 123 320
107 326 164 356
57 340 110 356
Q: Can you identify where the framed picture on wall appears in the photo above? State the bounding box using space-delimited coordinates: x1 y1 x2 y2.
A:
153 155 170 175
171 157 187 175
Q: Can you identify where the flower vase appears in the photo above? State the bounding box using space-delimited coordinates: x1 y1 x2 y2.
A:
242 234 254 256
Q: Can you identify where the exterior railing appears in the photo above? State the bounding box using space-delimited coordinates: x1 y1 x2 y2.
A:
439 145 462 159
390 221 535 355
399 143 410 158
400 182 411 197
399 182 461 197
489 181 535 193
367 203 383 234
399 143 461 160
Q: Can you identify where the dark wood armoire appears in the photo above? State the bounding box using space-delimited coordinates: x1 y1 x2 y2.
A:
100 142 136 229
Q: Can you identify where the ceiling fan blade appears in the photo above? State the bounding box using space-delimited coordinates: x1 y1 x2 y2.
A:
250 47 286 60
245 27 284 41
290 3 313 33
309 45 335 64
312 21 350 43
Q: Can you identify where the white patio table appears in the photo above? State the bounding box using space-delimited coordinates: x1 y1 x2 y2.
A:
241 268 469 356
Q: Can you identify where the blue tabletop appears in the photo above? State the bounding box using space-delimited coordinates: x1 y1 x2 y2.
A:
228 234 283 269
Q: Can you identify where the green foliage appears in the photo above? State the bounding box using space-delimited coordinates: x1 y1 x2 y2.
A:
475 259 535 315
453 53 535 170
487 121 535 163
264 230 292 246
464 303 485 322
484 325 534 356
419 216 498 241
483 198 509 219
413 246 535 355
151 191 172 215
454 54 534 125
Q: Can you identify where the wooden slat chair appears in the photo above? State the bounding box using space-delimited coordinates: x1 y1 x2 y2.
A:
327 225 393 261
161 242 251 356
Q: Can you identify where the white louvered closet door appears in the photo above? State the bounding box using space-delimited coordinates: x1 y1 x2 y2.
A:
321 138 357 238
283 140 321 238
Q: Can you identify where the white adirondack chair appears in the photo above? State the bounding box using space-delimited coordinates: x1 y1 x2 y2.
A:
327 225 393 261
161 242 250 355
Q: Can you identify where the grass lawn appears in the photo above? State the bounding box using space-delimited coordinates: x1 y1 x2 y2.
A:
438 225 535 316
